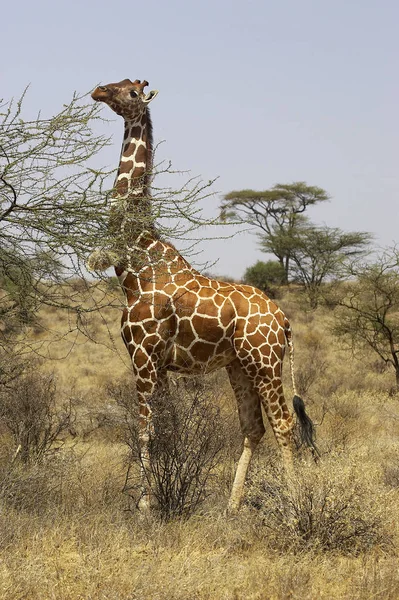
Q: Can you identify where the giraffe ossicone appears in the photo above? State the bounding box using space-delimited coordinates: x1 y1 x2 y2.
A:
89 77 318 512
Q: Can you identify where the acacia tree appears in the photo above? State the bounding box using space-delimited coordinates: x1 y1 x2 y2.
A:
332 248 399 390
0 89 115 379
289 226 372 308
220 182 330 282
0 90 113 253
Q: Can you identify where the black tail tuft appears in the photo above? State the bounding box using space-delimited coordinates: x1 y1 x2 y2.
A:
293 395 320 460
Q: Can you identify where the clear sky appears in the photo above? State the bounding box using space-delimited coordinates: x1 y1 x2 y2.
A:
2 0 398 277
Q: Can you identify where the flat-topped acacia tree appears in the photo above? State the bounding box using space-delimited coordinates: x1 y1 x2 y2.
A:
220 183 330 283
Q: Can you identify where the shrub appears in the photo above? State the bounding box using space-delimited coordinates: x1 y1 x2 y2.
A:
0 371 74 464
295 330 329 397
246 457 392 554
109 377 226 521
0 448 124 517
383 463 399 488
243 260 286 297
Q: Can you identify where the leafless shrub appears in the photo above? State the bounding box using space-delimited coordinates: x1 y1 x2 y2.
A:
109 376 226 520
0 456 69 514
0 371 75 464
0 346 27 387
0 448 123 517
316 392 364 455
296 331 329 397
246 459 391 554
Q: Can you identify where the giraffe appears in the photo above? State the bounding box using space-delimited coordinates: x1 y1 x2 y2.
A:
88 78 317 512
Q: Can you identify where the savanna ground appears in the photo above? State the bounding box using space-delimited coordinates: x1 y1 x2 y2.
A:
1 281 399 600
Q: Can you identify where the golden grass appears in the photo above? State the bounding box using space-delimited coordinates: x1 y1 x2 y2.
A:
1 284 399 599
1 507 399 599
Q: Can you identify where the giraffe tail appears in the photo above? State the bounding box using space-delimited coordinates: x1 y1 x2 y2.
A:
284 318 320 459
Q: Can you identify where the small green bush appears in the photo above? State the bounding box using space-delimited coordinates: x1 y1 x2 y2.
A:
243 260 285 297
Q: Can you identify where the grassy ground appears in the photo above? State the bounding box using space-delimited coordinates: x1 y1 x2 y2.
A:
1 285 399 599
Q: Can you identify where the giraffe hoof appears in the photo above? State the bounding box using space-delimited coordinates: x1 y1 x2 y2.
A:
226 501 240 516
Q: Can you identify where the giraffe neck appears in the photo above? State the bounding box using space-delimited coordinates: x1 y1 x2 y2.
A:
109 110 156 262
113 110 153 204
111 111 198 282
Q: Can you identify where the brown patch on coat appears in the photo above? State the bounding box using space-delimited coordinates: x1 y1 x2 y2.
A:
135 144 147 164
177 319 197 347
196 300 219 318
124 143 136 157
130 126 142 138
190 340 215 362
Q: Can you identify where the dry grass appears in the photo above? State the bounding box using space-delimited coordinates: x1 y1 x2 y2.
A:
1 284 399 599
1 507 399 599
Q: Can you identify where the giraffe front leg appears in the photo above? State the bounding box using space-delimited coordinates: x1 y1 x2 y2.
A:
133 361 159 512
136 388 154 512
135 370 169 512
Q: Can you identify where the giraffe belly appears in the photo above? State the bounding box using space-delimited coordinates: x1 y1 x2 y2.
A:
164 341 236 375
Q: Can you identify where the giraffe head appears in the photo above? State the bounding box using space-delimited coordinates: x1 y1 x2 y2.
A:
92 79 158 121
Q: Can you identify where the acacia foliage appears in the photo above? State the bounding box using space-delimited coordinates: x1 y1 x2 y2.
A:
289 226 372 307
0 89 113 348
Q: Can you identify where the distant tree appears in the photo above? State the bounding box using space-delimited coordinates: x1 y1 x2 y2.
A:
220 182 329 282
289 226 372 308
242 260 285 297
331 248 399 391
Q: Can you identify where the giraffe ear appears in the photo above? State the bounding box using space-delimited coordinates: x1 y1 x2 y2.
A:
143 90 159 104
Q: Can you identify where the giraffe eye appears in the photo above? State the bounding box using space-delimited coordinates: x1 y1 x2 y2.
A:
130 90 138 98
99 86 108 91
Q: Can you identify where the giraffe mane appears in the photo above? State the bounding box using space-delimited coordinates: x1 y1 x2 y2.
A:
144 109 154 193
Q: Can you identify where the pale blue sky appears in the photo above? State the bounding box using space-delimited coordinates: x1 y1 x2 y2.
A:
2 0 398 277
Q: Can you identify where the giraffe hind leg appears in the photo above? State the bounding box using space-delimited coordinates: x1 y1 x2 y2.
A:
226 360 265 512
256 377 295 474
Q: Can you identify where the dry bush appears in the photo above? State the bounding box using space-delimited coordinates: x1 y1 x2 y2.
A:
317 391 363 454
108 376 227 520
295 329 329 397
317 389 397 457
384 465 399 488
0 371 75 464
0 453 75 515
245 456 392 555
0 445 125 518
382 445 399 488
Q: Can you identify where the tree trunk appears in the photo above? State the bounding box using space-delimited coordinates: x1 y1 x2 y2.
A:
283 256 289 285
395 366 399 393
